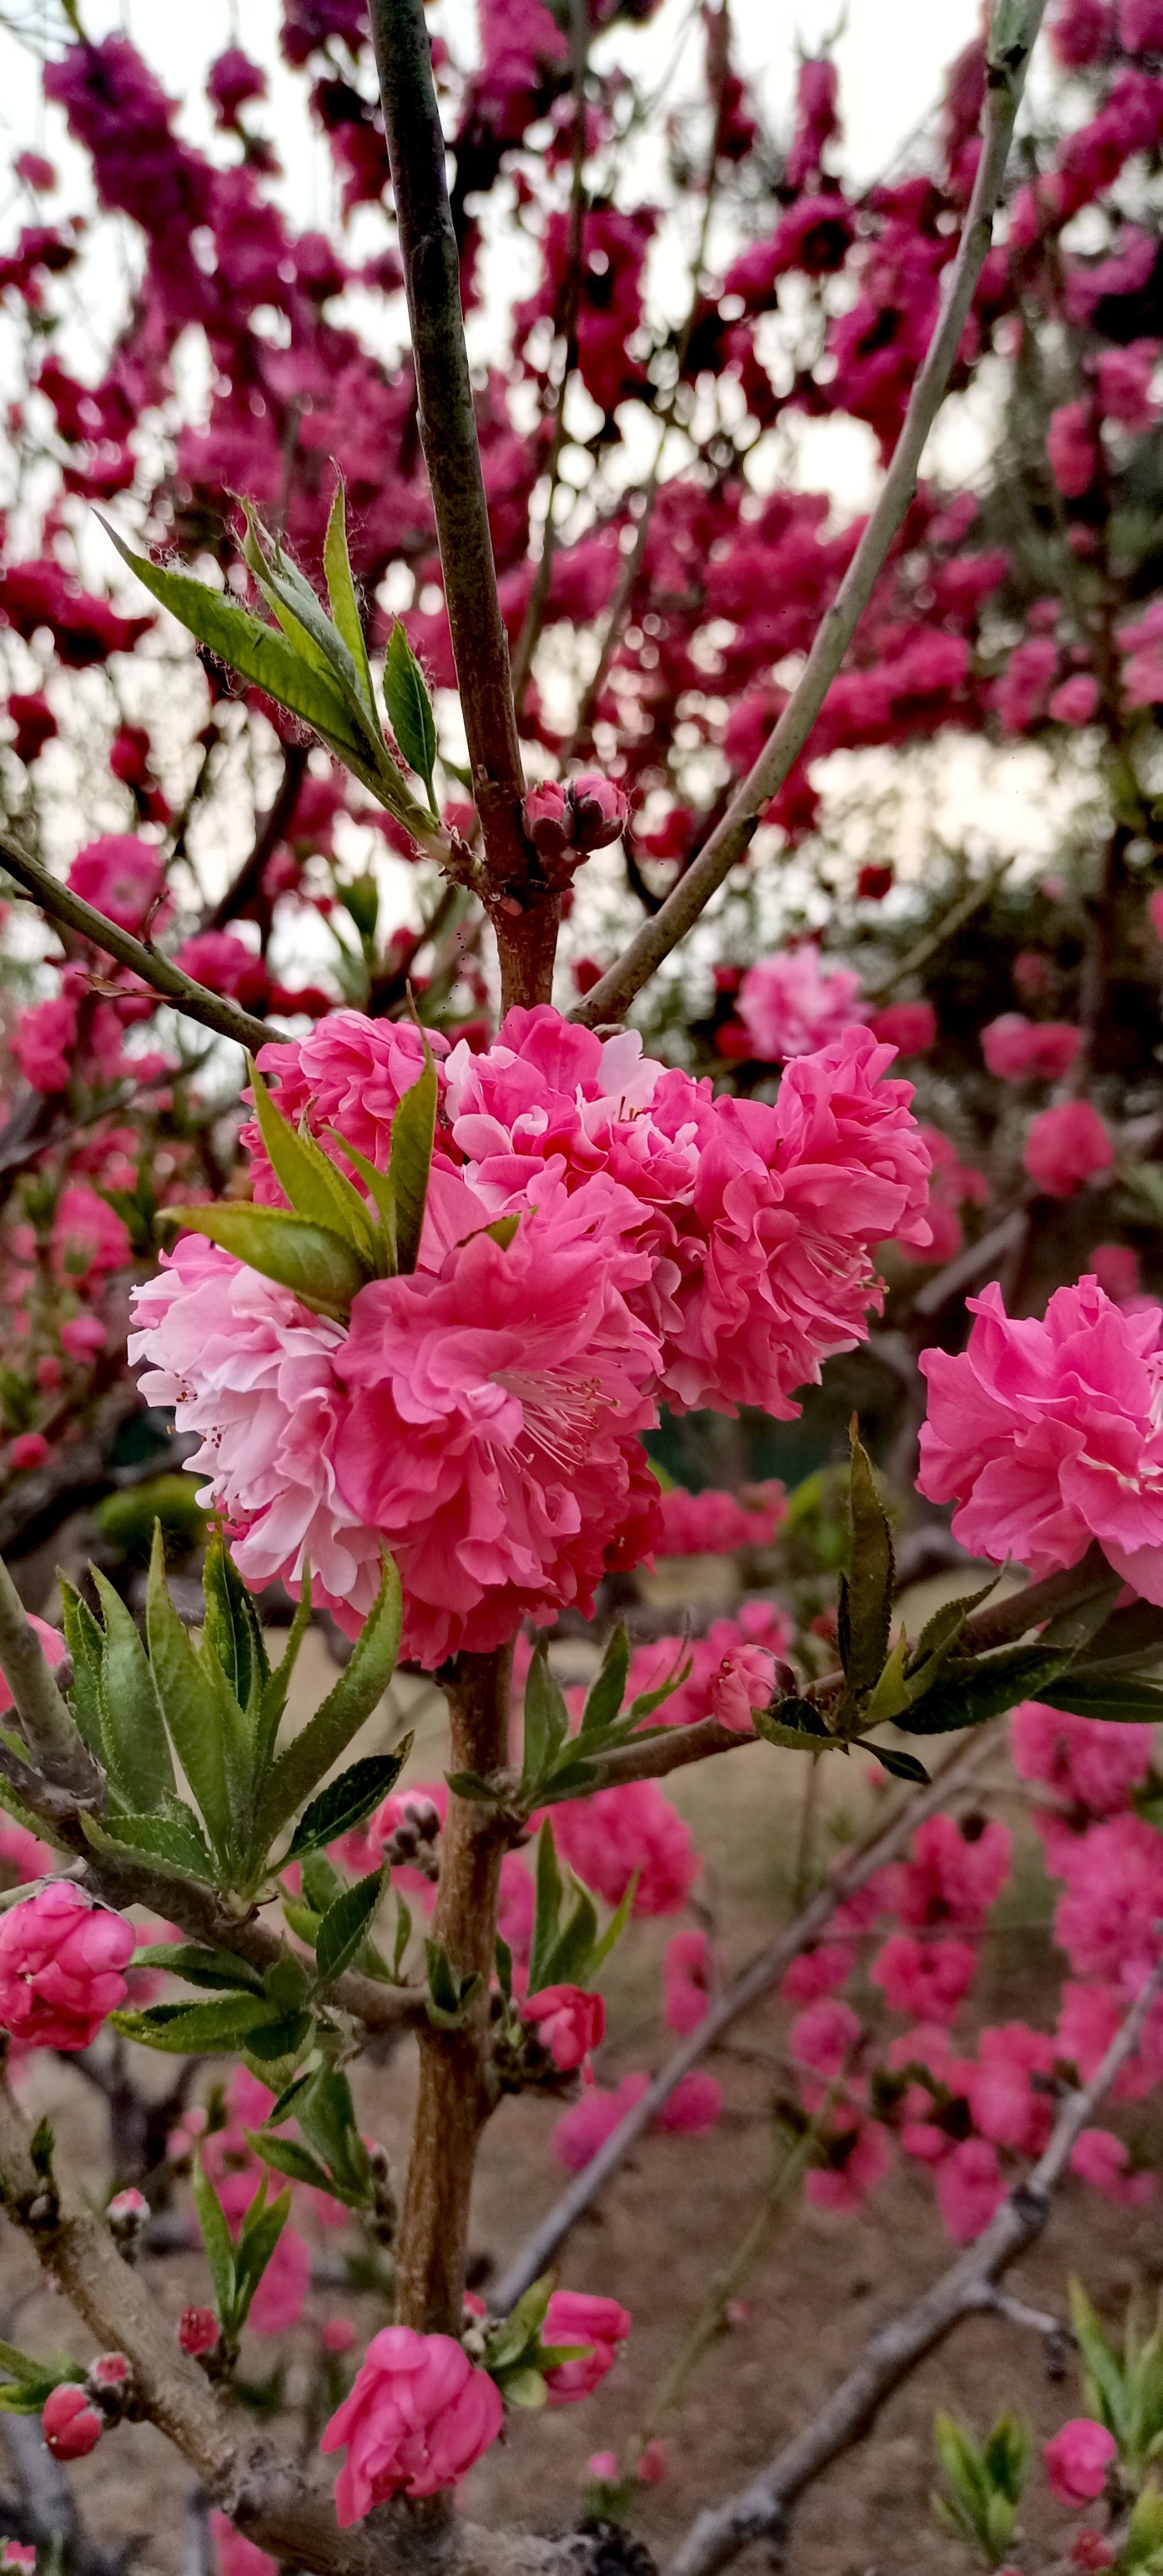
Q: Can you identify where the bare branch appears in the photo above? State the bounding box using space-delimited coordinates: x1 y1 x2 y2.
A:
491 1726 998 2311
0 832 281 1053
665 1955 1163 2576
205 741 309 931
572 1 1048 1028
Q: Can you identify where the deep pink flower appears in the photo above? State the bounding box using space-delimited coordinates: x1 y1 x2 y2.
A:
320 2328 503 2519
569 775 628 851
918 1276 1163 1597
1010 1701 1152 1815
0 1883 133 2050
524 781 570 855
935 2138 1005 2243
1053 1814 1163 1991
655 1482 786 1555
322 2319 356 2354
1047 402 1099 497
1049 674 1100 724
706 1642 776 1733
967 2024 1057 2155
982 1014 1081 1080
1024 1101 1113 1197
867 1001 936 1055
871 1933 977 2026
653 2070 723 2133
791 1998 862 2079
889 1812 1012 1934
541 2291 630 2403
1121 0 1163 44
179 2306 220 2357
9 1433 48 1471
522 1984 605 2073
1091 1243 1140 1304
53 1184 131 1283
804 2116 891 2214
554 2074 650 2170
11 995 77 1092
60 1313 107 1359
548 1781 698 1918
1049 0 1113 66
1044 2420 1117 2509
67 833 164 931
664 1929 712 2035
1069 2126 1155 2206
209 2513 276 2576
738 946 864 1061
42 2385 103 2459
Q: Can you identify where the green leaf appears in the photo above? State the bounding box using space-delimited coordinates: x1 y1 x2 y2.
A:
1123 2484 1163 2576
256 1555 402 1846
1071 2280 1129 2443
323 476 376 723
484 2275 554 2373
842 1429 894 1696
894 1645 1071 1736
753 1697 831 1748
165 1203 369 1321
255 1568 313 1781
386 1044 437 1275
1039 1579 1123 1656
863 1632 911 1727
58 1577 104 1760
247 2130 338 2196
424 1941 481 2028
314 1870 385 1987
1038 1671 1163 1723
292 2065 373 2201
578 1625 630 1743
245 2010 314 2065
321 1127 397 1253
201 1533 269 1719
286 1746 410 1861
539 1885 599 1991
384 621 437 803
443 1771 498 1802
246 1058 377 1266
192 2153 236 2319
100 519 379 780
90 1567 175 1813
495 2366 547 2410
0 2337 67 2391
862 1742 930 1785
911 1580 999 1668
147 1525 232 1858
587 1870 637 1975
392 1895 412 1978
521 1645 570 1796
131 1942 264 1992
114 1992 276 2053
231 2179 292 2333
88 1807 216 1881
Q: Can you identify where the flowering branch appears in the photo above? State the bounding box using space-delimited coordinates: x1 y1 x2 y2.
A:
664 1951 1163 2576
367 0 549 1012
0 831 279 1054
572 0 1048 1028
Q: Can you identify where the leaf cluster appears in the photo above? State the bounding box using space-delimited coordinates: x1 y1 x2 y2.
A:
930 2411 1028 2567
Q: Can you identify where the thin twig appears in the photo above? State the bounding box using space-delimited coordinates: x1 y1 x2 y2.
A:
862 865 1009 1004
572 1 1048 1027
665 1953 1163 2576
204 741 309 931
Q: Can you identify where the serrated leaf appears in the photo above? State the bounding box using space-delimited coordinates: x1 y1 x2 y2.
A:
247 1059 377 1265
147 1525 232 1858
256 1555 401 1845
386 1043 437 1275
522 1645 570 1796
231 2179 291 2332
1038 1671 1163 1723
321 1125 397 1255
58 1577 104 1761
295 2065 372 2200
247 2129 338 2196
626 1646 694 1724
384 621 437 801
89 1808 216 1880
255 1568 312 1783
843 1430 894 1696
132 1942 264 1992
245 2010 314 2065
578 1625 630 1743
894 1645 1070 1736
201 1533 269 1719
192 2152 236 2318
314 1870 385 1988
911 1580 999 1669
1071 2280 1128 2441
863 1631 911 1726
323 476 376 721
286 1746 409 1861
90 1567 175 1813
754 1696 830 1748
114 1991 273 2051
166 1203 368 1321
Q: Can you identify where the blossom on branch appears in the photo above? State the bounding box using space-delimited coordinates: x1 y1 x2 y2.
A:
320 2327 503 2520
0 1884 134 2051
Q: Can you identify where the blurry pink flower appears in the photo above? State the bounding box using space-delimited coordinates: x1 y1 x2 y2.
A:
707 1642 776 1733
1024 1102 1113 1197
1149 887 1163 941
60 1313 107 1359
554 2075 649 2171
889 1812 1012 1935
53 1184 131 1283
0 1883 133 2050
1010 1700 1152 1815
791 1998 862 2079
549 1781 698 1918
664 1929 711 2035
1070 2532 1116 2572
871 1933 977 2026
1053 1814 1163 1992
637 2439 667 2484
920 1275 1163 1596
654 2070 722 2134
1044 2420 1116 2509
11 996 76 1092
805 2117 891 2214
320 2328 503 2520
1069 2126 1154 2206
738 946 864 1061
9 1434 48 1471
209 2512 276 2576
322 2319 356 2355
867 1001 936 1056
42 2384 103 2459
68 833 165 931
522 1985 605 2074
1121 0 1163 46
588 2451 618 2481
967 2024 1056 2155
982 1014 1081 1080
1015 948 1052 999
541 2292 630 2404
779 1945 854 2006
1047 401 1099 497
1090 1243 1140 1304
935 2138 1004 2243
1049 674 1099 724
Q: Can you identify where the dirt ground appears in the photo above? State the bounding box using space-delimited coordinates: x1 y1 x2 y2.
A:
1 1625 1159 2576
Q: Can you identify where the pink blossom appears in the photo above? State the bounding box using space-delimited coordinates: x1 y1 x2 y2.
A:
322 2320 356 2354
1121 0 1163 45
554 2074 650 2170
738 947 864 1061
1053 1814 1163 1991
804 2116 891 2214
655 1482 786 1556
588 2451 618 2482
172 930 265 1003
918 1276 1163 1597
522 1984 605 2073
653 2071 723 2133
245 1016 449 1204
638 2438 668 2483
541 2291 630 2404
1057 1980 1160 2103
707 1642 776 1733
967 2024 1057 2154
935 2138 1005 2243
791 1998 862 2079
1071 2532 1116 2572
320 2329 503 2519
871 1933 977 2026
995 635 1059 733
569 775 629 851
9 1433 48 1471
247 2220 309 2334
982 1014 1081 1080
1049 674 1100 724
1091 1243 1140 1304
888 1812 1012 1933
1069 2126 1154 2205
548 1781 698 1918
1044 2420 1117 2509
1024 1102 1114 1197
67 833 164 931
60 1313 107 1359
780 1945 854 2006
1048 402 1099 497
42 2385 103 2459
867 1001 936 1055
210 2514 277 2576
53 1184 131 1283
0 1883 133 2050
1049 0 1113 65
11 995 77 1092
1097 340 1159 435
664 1930 711 2035
1010 1701 1152 1815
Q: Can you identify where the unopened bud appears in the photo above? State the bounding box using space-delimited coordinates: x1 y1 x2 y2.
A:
87 2353 131 2418
177 2306 220 2358
108 2187 148 2238
42 2385 103 2460
320 2318 355 2355
524 780 572 858
568 774 628 851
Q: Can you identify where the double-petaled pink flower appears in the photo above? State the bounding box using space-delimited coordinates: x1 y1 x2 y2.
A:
0 1883 134 2051
522 1984 605 2073
320 2327 503 2521
541 2292 631 2403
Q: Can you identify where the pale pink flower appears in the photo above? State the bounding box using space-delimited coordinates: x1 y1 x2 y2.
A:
68 833 165 931
541 2292 630 2404
0 1883 133 2050
320 2328 503 2520
60 1313 107 1358
1069 2127 1154 2206
707 1642 776 1733
871 1933 977 2026
521 1984 605 2073
1024 1101 1113 1197
1044 2421 1116 2509
982 1014 1081 1080
588 2451 618 2482
738 945 864 1062
664 1930 711 2035
935 2138 1004 2243
210 2512 276 2576
1010 1701 1152 1815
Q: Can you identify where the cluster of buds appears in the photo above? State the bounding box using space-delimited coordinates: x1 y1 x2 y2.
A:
378 1794 442 1883
42 2353 133 2460
523 774 630 885
106 2186 148 2263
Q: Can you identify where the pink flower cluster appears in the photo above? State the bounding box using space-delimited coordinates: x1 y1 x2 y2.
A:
654 1480 786 1557
737 945 864 1060
130 1007 931 1664
0 1883 134 2051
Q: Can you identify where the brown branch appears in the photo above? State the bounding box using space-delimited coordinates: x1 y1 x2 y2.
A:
205 742 309 931
367 0 552 1013
571 0 1048 1027
0 833 282 1053
664 1953 1163 2576
491 1724 998 2311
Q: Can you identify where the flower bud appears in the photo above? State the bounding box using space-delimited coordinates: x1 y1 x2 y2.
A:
42 2384 104 2459
524 781 572 858
568 774 628 851
108 2188 147 2229
178 2306 220 2358
87 2353 131 2418
321 2318 355 2355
